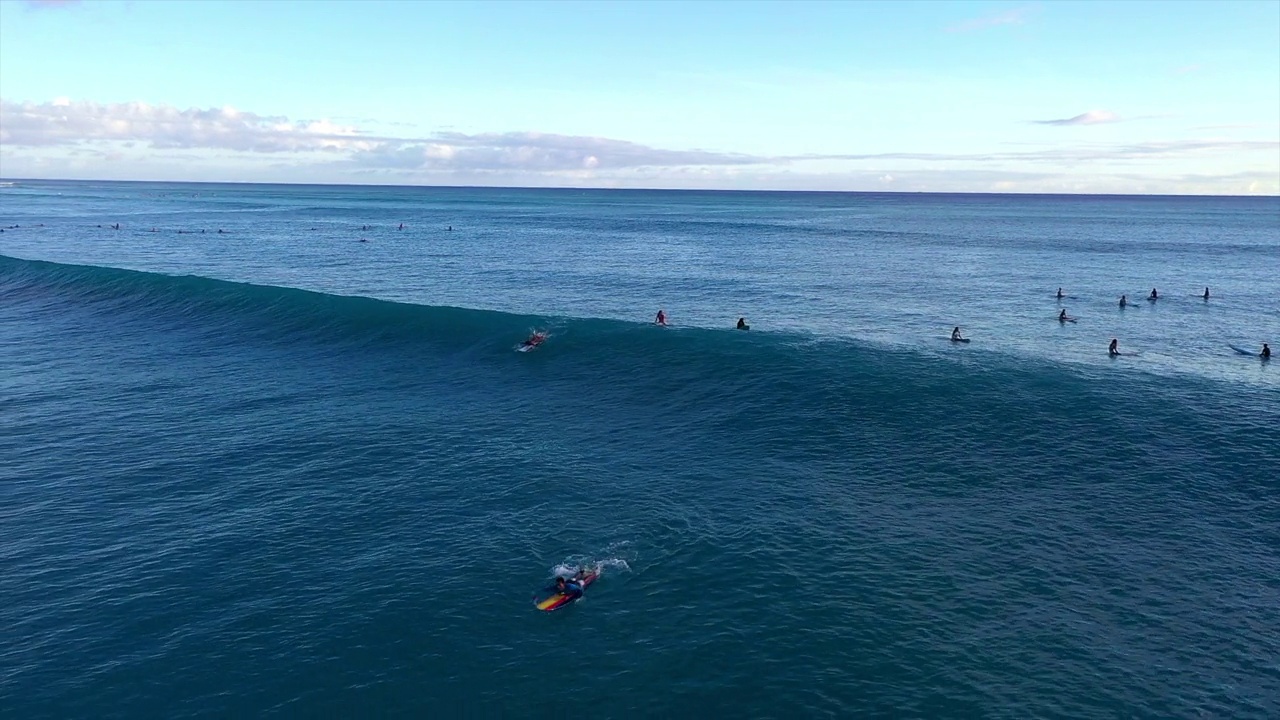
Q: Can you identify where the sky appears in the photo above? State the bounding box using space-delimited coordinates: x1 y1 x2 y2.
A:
1 0 1278 194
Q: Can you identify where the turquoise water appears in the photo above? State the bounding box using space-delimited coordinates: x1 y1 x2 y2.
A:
2 181 1278 718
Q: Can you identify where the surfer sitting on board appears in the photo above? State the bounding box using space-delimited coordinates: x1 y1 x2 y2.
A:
737 317 749 330
1109 339 1120 356
1119 294 1127 308
1149 288 1159 300
655 309 667 326
1264 343 1272 359
1058 309 1076 323
1056 287 1065 299
951 326 964 341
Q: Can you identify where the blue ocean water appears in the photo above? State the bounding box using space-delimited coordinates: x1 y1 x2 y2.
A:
2 180 1278 718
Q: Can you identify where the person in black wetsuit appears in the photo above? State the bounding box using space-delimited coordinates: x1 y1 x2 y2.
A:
737 318 749 330
1263 343 1272 359
1109 339 1119 356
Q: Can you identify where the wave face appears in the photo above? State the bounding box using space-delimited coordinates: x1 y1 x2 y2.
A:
3 251 1280 712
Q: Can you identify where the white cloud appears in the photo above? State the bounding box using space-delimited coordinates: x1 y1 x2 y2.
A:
946 6 1031 33
1033 110 1120 126
0 99 377 152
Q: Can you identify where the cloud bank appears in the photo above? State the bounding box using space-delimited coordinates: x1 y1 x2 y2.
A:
2 98 1275 194
0 99 762 172
0 99 377 152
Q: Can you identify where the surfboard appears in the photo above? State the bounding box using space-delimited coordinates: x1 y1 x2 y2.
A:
950 337 970 343
534 568 600 612
1228 344 1259 357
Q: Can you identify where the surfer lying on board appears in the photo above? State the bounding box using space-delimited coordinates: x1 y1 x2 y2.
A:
520 332 547 350
554 576 582 596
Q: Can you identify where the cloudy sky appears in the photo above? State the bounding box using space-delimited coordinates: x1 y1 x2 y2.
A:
1 0 1277 194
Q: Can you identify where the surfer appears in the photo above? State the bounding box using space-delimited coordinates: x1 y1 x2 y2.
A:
1056 287 1065 299
737 317 749 330
1119 294 1127 308
1109 339 1119 356
554 577 581 595
520 332 546 350
1058 309 1075 323
1203 287 1210 300
655 309 667 326
1264 343 1272 359
1149 288 1158 300
951 326 964 341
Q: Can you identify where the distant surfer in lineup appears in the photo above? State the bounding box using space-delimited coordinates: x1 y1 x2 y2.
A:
1109 339 1120 356
1056 287 1065 299
736 317 749 330
1203 287 1210 300
1149 288 1159 301
1058 309 1076 323
1264 343 1272 359
951 326 965 341
1119 294 1127 308
655 309 667 326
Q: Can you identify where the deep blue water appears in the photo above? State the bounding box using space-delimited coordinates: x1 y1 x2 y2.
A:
2 180 1278 718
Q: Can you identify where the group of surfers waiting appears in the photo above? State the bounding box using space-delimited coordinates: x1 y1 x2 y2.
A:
522 295 1271 361
948 286 1271 360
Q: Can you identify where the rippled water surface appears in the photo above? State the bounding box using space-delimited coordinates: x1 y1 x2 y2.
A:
2 182 1278 718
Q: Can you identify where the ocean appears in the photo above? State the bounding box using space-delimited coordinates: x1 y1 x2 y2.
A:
1 180 1278 718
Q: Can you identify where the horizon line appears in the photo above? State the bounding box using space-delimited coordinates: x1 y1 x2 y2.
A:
1 176 1276 200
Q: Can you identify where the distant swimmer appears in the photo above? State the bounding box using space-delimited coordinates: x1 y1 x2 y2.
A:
398 223 404 230
359 238 368 243
1149 288 1158 301
655 309 667 326
1264 343 1272 359
951 326 964 341
737 317 749 331
1058 309 1076 323
1119 294 1127 308
1109 338 1120 356
1203 287 1210 300
448 226 453 231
